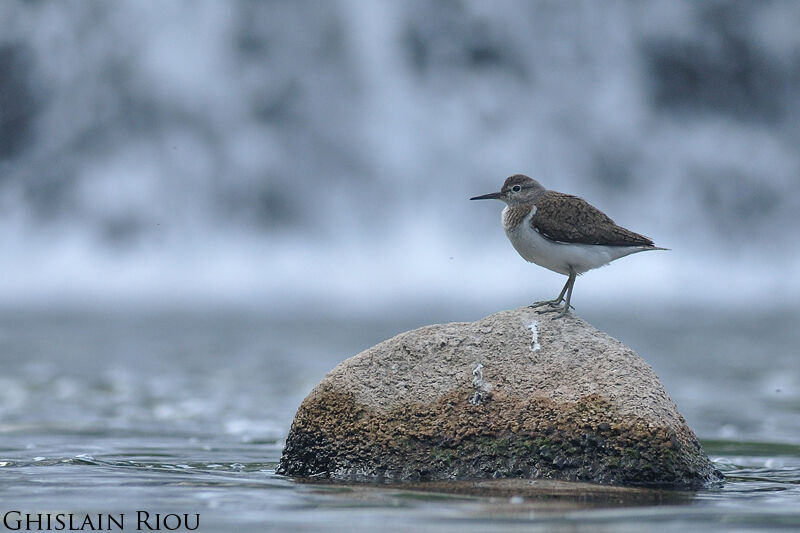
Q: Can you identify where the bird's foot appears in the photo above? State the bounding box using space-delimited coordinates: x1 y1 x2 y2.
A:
535 304 574 319
529 298 563 309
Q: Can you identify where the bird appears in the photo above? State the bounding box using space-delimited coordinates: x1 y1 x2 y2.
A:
470 174 666 318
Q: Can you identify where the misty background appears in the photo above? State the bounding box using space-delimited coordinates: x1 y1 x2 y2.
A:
1 0 799 313
2 5 800 526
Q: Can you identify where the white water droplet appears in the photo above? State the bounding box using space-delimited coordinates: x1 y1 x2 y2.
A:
528 321 541 352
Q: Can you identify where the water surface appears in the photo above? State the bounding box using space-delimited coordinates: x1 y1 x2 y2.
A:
0 306 798 531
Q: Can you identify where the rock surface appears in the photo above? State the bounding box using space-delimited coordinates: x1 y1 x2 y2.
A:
278 308 722 488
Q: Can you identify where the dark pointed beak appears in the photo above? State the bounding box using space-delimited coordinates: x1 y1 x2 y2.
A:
470 191 504 201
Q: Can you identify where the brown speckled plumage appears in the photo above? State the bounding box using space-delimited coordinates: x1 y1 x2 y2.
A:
503 205 532 231
531 191 655 247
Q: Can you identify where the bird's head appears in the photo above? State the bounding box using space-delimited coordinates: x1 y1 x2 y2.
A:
470 174 544 206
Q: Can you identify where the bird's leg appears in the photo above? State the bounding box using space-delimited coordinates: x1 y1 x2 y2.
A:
555 273 577 319
529 276 571 308
536 272 577 319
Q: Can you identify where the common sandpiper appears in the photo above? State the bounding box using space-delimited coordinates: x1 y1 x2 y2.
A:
471 174 666 318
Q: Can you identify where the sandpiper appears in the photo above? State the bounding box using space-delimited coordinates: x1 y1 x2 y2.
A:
470 174 666 318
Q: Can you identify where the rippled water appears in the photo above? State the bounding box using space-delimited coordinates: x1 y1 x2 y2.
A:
1 306 798 531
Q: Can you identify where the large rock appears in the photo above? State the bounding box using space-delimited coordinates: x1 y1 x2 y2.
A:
278 308 722 488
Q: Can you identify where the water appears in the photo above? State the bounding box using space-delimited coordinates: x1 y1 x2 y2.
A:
1 305 798 531
1 1 800 308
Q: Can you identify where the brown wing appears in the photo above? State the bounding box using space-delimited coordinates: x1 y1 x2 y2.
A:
531 191 654 246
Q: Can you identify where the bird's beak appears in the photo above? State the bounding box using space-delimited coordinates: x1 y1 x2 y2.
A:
470 191 504 201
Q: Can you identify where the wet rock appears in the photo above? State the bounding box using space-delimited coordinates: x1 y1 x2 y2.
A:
277 307 722 488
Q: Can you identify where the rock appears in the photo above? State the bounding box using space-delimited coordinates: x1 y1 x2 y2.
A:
277 307 723 488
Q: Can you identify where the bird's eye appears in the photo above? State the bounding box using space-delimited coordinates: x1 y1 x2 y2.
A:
512 185 521 192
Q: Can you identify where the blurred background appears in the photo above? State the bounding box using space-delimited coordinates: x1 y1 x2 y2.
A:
1 0 799 313
2 2 800 528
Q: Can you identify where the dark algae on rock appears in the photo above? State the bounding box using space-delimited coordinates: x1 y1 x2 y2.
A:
278 308 722 489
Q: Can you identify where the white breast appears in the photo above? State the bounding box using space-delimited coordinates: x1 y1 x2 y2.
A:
501 206 648 276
